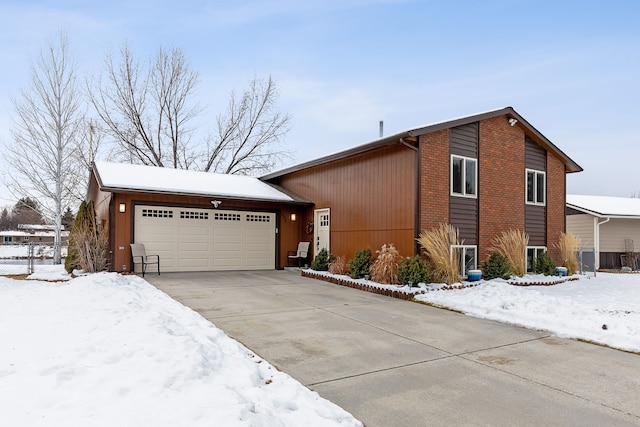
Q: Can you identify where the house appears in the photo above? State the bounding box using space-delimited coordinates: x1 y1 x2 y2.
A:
566 194 640 270
89 107 582 275
0 224 69 245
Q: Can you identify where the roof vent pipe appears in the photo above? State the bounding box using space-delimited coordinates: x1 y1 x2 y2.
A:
379 120 384 138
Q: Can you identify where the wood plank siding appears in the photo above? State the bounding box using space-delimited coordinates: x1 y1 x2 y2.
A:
273 144 416 260
525 136 547 245
450 123 478 243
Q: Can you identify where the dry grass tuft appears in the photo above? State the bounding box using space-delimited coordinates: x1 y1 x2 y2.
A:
370 244 402 284
417 223 461 284
490 229 529 277
328 255 347 275
555 232 581 275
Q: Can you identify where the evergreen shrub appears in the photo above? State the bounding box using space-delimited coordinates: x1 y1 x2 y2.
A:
534 252 556 276
398 256 430 287
481 253 511 280
311 248 332 271
349 248 372 279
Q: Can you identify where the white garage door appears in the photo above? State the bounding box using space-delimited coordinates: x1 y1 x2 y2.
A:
134 205 276 272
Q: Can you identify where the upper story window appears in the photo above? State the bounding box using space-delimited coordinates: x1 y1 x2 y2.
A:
451 155 477 198
526 169 545 205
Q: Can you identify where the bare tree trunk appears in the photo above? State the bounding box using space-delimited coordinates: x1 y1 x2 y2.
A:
2 30 84 264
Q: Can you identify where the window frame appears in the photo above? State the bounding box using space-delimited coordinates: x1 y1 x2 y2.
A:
452 244 478 276
526 246 547 272
451 155 478 198
526 169 546 206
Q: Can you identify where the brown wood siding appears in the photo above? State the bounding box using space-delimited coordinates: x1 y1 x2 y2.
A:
450 197 478 244
525 136 546 171
274 144 416 261
449 122 478 245
525 136 547 248
450 122 478 158
525 204 546 245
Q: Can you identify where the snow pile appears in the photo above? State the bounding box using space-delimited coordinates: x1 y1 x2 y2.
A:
0 272 362 427
415 273 640 352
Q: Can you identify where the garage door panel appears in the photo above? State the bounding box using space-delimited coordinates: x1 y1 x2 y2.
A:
135 206 275 272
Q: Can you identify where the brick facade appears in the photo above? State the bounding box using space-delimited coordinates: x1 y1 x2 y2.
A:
477 116 526 262
546 151 566 264
419 129 449 233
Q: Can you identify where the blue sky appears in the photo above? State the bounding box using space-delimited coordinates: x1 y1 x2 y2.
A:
1 0 639 206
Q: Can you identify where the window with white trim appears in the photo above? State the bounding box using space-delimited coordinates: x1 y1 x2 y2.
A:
452 245 477 276
527 246 547 272
451 155 477 197
526 169 545 205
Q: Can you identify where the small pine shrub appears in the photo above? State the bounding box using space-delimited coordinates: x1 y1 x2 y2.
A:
349 248 372 279
328 255 347 275
481 253 511 280
311 248 332 271
534 252 556 276
398 256 430 287
371 244 402 284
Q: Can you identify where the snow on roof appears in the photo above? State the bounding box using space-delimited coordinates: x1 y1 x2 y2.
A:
567 194 640 217
94 161 293 202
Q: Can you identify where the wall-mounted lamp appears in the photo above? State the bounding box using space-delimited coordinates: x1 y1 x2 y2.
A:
508 118 518 127
211 200 222 208
290 213 297 222
119 203 126 213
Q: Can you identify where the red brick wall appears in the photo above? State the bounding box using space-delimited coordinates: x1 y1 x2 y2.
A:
419 129 449 233
478 116 526 262
546 152 566 264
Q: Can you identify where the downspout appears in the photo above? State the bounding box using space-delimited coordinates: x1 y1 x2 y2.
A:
400 137 420 255
594 216 610 270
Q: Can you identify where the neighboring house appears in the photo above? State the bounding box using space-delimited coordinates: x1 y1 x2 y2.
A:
566 195 640 270
88 107 582 275
0 226 69 245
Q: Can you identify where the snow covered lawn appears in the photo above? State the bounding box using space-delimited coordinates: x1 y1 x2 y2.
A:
414 273 640 353
0 267 362 427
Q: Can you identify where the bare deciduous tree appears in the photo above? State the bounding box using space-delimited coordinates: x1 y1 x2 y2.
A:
3 31 85 264
90 44 291 174
89 44 200 169
205 76 291 175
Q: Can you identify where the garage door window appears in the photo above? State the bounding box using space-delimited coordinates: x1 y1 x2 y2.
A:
215 212 241 221
247 214 271 222
180 211 208 219
142 209 173 218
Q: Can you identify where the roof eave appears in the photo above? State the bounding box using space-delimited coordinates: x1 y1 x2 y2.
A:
566 204 640 219
98 185 296 204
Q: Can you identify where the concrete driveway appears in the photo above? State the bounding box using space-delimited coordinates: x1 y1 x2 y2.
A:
146 270 640 426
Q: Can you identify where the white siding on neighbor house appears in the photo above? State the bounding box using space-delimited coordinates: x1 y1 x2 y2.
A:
599 218 640 252
567 214 595 247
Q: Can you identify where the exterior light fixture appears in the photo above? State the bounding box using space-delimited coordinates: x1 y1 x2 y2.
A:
211 200 222 208
119 203 126 213
508 118 518 127
290 213 297 222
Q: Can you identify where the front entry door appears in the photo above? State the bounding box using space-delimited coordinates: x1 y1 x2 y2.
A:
314 208 330 255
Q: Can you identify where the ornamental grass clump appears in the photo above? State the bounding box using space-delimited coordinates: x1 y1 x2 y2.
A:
417 223 461 284
328 255 347 275
490 229 529 277
555 232 581 275
370 244 402 284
